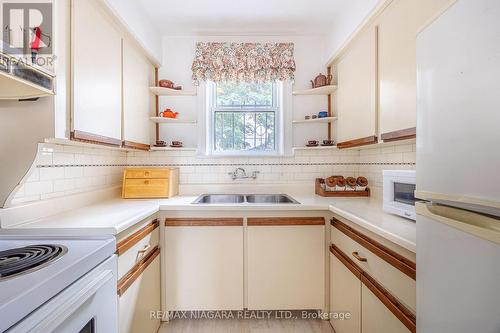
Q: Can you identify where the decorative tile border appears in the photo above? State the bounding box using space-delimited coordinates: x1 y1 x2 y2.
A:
37 162 416 168
36 164 129 168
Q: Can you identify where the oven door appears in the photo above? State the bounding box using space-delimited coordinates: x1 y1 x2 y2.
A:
7 256 118 333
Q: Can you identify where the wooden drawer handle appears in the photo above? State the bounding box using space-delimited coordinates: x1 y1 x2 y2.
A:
144 180 150 185
144 171 150 176
352 251 367 262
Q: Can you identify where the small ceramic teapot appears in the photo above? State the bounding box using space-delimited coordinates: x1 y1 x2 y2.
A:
162 109 179 118
310 73 333 88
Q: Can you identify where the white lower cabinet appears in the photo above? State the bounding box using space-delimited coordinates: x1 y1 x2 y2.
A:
362 284 411 333
116 217 161 333
164 221 244 310
119 254 161 333
330 216 416 333
247 220 325 310
329 253 361 333
331 225 416 312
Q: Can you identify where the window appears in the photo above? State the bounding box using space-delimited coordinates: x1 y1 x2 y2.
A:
208 81 280 155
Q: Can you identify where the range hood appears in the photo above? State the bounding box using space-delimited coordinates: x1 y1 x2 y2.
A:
0 51 55 100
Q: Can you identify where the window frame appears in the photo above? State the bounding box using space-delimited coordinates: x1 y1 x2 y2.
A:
207 81 282 156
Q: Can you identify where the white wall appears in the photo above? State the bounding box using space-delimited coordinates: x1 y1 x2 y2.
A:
324 0 379 63
158 35 331 150
103 0 162 64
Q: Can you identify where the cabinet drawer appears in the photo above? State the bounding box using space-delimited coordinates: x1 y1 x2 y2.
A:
331 219 416 312
119 251 161 333
331 244 416 333
117 219 159 279
124 168 170 179
123 179 169 198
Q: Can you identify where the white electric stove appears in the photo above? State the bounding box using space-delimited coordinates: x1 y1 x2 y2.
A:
0 235 118 333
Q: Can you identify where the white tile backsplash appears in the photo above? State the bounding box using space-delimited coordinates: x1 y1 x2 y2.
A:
10 142 127 205
8 140 416 205
52 152 75 165
357 141 416 199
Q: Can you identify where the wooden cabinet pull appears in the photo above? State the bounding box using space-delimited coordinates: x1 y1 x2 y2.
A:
144 180 149 185
352 251 367 262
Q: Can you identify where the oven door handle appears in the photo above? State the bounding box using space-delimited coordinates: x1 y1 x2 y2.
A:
28 269 114 333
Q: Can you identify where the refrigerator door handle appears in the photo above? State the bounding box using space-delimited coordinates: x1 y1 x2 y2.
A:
416 202 500 245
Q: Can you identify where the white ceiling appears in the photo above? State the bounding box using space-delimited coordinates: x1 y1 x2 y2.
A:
136 0 379 36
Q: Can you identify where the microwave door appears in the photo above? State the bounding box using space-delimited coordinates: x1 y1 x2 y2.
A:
394 182 416 206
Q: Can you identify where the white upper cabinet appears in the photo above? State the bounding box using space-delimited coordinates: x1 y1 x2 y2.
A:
335 27 377 144
377 0 456 137
122 39 154 146
71 0 122 140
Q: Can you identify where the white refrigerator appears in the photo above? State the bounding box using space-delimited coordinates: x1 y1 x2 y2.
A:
416 0 500 332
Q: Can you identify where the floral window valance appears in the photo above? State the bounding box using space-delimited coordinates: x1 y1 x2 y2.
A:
191 42 296 85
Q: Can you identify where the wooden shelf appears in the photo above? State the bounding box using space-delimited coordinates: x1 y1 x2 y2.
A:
292 85 337 95
149 86 197 96
150 117 197 124
316 179 370 197
293 146 337 150
293 117 337 124
150 147 197 151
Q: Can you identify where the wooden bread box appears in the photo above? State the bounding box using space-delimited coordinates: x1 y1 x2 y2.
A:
122 168 179 199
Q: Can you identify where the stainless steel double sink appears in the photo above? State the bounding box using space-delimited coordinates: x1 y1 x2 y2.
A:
192 194 300 204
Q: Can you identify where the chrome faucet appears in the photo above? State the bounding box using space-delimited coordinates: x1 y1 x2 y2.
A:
228 168 260 180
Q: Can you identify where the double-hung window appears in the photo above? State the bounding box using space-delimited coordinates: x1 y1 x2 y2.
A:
208 81 280 155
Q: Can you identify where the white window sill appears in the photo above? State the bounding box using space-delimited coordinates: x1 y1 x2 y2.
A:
201 152 284 158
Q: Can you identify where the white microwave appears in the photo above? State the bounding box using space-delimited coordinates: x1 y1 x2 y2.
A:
383 170 417 220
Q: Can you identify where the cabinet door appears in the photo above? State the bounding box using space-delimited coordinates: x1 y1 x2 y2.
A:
378 0 456 136
362 284 411 333
164 224 244 310
247 224 324 310
72 0 122 140
122 39 154 146
119 254 161 333
330 253 361 333
336 27 377 144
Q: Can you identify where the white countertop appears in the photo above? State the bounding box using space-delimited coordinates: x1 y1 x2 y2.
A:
0 194 416 252
0 199 160 236
327 199 417 252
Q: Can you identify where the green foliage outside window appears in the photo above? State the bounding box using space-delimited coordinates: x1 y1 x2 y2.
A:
213 81 276 153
